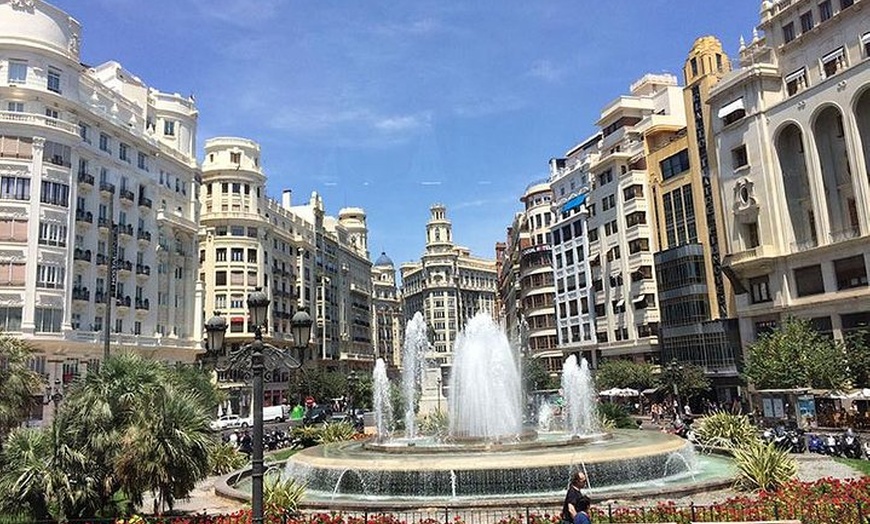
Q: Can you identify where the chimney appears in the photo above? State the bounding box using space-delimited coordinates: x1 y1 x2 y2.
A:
282 189 292 209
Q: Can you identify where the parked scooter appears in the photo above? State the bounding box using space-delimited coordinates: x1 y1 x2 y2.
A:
841 428 864 459
823 433 842 457
807 433 826 454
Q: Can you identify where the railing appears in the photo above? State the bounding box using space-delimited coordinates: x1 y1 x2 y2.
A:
135 298 150 311
72 248 92 262
135 264 151 276
119 189 135 203
77 172 94 186
117 223 134 237
830 227 860 244
97 217 111 229
138 196 153 209
75 210 93 224
99 182 116 194
95 253 108 266
116 260 133 272
0 110 79 135
137 229 152 242
71 287 90 301
115 295 131 308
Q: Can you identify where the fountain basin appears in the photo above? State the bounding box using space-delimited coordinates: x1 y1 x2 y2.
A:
268 430 734 508
364 431 611 453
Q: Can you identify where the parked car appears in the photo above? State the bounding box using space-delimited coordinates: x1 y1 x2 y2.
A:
209 414 242 431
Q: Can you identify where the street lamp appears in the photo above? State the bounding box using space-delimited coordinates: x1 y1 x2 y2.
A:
204 290 312 524
346 369 359 414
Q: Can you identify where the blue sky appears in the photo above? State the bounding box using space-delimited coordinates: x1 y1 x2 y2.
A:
52 0 760 271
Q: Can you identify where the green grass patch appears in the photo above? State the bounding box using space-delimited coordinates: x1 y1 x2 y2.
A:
266 447 298 462
835 457 870 476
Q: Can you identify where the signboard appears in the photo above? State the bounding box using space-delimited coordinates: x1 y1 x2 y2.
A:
797 395 816 419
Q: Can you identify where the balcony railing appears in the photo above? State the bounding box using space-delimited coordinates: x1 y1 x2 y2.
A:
73 248 92 262
117 223 134 237
77 172 94 186
96 253 108 266
99 182 115 194
138 197 153 209
136 229 151 243
135 298 150 311
97 217 111 229
72 287 90 301
116 260 133 273
95 291 106 303
116 295 132 308
135 264 151 276
75 209 93 224
119 189 135 203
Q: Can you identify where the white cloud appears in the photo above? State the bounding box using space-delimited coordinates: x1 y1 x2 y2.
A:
420 181 442 186
188 0 282 27
527 59 564 83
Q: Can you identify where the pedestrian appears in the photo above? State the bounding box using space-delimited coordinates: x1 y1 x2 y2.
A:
562 471 591 524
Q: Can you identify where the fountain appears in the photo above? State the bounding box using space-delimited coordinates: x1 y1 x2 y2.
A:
262 313 734 509
401 312 428 439
372 358 393 441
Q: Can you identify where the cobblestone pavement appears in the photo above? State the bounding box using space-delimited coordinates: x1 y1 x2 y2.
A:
160 452 866 516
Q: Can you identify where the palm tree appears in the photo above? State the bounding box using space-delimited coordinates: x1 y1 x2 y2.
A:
0 334 42 437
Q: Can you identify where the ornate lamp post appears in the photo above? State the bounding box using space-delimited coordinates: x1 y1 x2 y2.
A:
205 290 312 524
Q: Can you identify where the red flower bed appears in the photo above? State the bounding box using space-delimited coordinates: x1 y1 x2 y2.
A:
106 477 870 524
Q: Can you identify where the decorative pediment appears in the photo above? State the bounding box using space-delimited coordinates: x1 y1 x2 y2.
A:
733 177 759 222
36 294 64 307
0 249 26 261
0 164 29 178
0 294 23 306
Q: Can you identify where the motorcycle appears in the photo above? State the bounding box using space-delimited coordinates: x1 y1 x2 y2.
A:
807 433 826 454
841 428 863 459
823 433 841 457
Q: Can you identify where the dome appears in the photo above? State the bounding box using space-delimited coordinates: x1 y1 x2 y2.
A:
374 252 394 267
0 1 81 62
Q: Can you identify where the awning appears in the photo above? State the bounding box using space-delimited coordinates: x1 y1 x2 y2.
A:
822 47 844 64
784 68 805 83
615 299 625 309
561 193 587 214
641 387 661 395
632 295 647 304
717 97 745 119
863 33 870 45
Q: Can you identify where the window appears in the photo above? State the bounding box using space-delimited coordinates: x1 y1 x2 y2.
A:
7 60 27 84
690 57 698 76
40 181 69 207
628 238 650 254
800 11 814 33
231 248 244 262
822 47 846 78
623 185 643 201
34 307 62 333
731 145 749 170
626 211 646 228
119 143 130 162
819 0 832 21
230 294 244 309
660 149 690 180
231 226 245 236
863 32 870 58
841 0 854 8
834 255 868 290
785 68 807 95
215 295 226 309
0 307 22 331
137 152 148 170
38 222 66 246
46 68 63 94
216 248 227 262
0 176 30 200
598 170 613 186
163 120 175 136
230 152 241 164
749 276 772 303
36 264 65 289
44 141 71 167
783 22 795 43
7 102 24 112
99 133 110 153
215 271 227 285
794 265 825 296
248 249 258 263
744 222 760 248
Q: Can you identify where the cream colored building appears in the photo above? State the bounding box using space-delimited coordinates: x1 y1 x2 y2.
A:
0 0 201 422
371 251 403 369
401 204 498 411
711 0 870 345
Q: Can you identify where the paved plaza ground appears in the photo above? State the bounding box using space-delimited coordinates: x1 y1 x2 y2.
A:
158 453 866 516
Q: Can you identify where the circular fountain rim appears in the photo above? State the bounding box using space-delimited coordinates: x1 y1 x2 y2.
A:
363 431 612 454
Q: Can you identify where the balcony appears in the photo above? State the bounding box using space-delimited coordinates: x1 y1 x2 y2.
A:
135 298 150 311
75 209 93 225
116 295 132 309
138 197 153 210
116 259 133 274
135 264 151 277
117 223 134 238
72 287 90 302
73 248 92 262
99 182 115 195
119 189 135 204
137 229 151 243
96 253 109 266
95 291 106 304
77 172 94 187
98 217 111 230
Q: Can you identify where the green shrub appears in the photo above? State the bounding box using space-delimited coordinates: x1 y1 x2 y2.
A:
597 402 636 429
732 439 797 492
318 421 356 443
419 409 449 436
694 410 759 450
290 425 322 448
264 468 306 514
208 442 247 475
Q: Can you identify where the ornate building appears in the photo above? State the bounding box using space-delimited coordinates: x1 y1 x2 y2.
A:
1 0 201 423
371 251 403 369
712 0 870 346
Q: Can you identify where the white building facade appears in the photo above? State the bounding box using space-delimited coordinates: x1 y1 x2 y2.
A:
0 0 201 422
713 0 870 345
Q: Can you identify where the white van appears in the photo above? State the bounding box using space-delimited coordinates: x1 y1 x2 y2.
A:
238 405 287 428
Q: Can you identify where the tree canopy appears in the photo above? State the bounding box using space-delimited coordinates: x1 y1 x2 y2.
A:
743 317 850 390
0 334 42 437
658 361 710 401
594 359 656 391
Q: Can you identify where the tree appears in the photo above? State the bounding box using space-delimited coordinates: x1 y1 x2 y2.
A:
743 317 849 390
658 361 710 402
523 357 558 392
594 359 656 391
844 329 870 389
0 334 42 437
